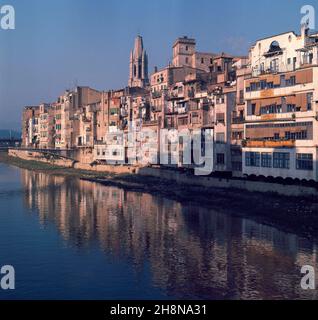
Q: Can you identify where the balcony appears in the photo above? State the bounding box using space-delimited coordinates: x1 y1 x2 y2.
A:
165 106 177 115
243 139 295 148
237 98 245 105
177 106 188 115
164 118 176 129
151 106 162 113
187 90 195 98
167 92 184 101
142 120 159 127
252 65 296 77
152 91 162 99
232 117 245 124
120 109 128 117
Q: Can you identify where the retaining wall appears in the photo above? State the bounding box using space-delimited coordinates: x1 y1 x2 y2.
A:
8 149 75 168
8 148 318 197
138 167 318 197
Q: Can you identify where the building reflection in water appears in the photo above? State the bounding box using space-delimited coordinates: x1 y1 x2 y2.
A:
21 169 318 300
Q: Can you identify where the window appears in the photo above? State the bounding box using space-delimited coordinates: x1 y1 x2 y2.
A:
232 131 243 140
178 117 188 126
110 108 118 115
250 82 258 91
261 153 272 168
216 133 225 143
270 58 279 72
185 57 189 64
280 75 286 87
216 113 225 122
269 41 281 53
239 90 244 103
246 122 312 129
245 152 260 167
201 58 204 64
260 104 282 115
287 104 296 112
217 153 225 165
273 152 290 169
191 113 199 124
285 131 307 140
286 76 296 86
251 103 256 115
307 92 313 111
296 153 313 171
260 80 266 90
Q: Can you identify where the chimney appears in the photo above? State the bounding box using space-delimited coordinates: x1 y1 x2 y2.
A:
301 22 310 40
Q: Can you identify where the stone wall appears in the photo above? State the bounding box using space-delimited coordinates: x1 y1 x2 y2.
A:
8 148 318 197
74 162 137 175
137 167 318 197
8 149 75 168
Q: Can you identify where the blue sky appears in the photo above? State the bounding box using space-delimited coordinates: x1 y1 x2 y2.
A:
0 0 316 129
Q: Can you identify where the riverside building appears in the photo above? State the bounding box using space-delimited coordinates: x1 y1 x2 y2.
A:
243 25 318 182
20 29 318 181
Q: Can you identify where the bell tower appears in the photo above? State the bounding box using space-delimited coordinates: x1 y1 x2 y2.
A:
129 35 149 88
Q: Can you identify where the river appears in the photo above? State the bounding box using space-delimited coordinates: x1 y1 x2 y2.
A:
0 162 317 300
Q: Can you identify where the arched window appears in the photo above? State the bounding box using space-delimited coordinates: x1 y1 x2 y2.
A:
269 41 281 53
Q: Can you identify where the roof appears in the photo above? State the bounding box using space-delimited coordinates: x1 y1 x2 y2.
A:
251 31 298 47
173 36 196 47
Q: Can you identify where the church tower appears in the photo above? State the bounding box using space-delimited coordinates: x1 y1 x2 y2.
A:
129 36 149 88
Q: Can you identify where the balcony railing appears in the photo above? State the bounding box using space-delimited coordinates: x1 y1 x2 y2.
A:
151 106 162 113
252 65 296 77
142 120 159 126
232 117 245 124
152 91 162 99
165 106 177 115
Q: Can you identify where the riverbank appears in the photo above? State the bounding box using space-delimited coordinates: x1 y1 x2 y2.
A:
1 150 318 238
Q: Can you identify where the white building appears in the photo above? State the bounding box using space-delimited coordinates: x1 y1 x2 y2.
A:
243 25 318 182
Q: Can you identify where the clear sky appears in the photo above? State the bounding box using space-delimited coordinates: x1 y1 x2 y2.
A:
0 0 316 129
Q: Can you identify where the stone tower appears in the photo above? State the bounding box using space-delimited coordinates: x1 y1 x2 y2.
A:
172 36 196 68
129 35 149 88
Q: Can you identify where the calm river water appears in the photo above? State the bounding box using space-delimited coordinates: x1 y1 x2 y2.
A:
0 162 317 300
